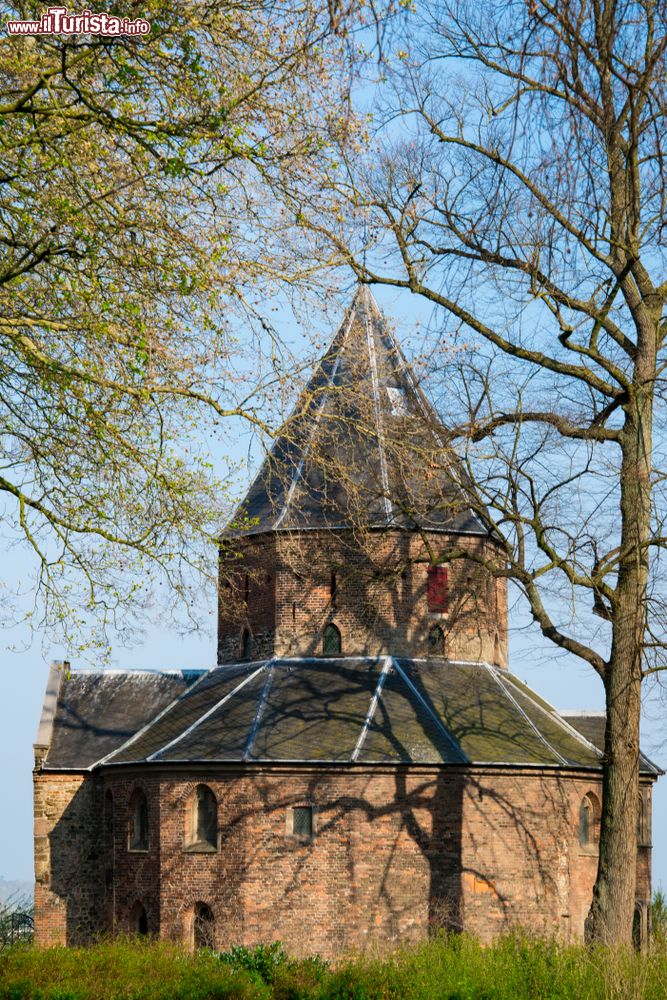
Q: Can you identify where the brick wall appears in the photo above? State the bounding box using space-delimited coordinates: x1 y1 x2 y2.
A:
218 530 508 667
84 766 652 956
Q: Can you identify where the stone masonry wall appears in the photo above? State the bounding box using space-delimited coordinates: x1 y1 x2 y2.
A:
218 530 508 667
33 772 105 946
91 767 652 956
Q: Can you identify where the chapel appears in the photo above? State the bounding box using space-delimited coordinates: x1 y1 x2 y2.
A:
33 287 659 955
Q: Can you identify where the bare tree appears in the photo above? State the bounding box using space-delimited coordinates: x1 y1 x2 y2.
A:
295 0 667 944
0 1 371 650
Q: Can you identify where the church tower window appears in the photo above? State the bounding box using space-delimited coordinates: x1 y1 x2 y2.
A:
427 566 448 612
240 628 251 659
322 623 341 656
428 625 445 657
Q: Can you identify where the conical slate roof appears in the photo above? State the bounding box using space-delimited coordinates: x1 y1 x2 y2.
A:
227 287 486 536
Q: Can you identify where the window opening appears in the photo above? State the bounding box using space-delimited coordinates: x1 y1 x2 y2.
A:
428 625 445 657
130 900 148 936
322 623 341 656
244 574 249 607
128 789 149 851
241 627 251 659
330 571 337 606
579 793 599 848
190 784 217 849
292 806 313 837
427 566 449 612
193 902 215 949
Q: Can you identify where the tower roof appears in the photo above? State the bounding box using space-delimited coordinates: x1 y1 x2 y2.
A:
227 286 487 537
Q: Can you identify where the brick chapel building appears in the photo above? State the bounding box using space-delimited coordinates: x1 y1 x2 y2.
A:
34 287 659 954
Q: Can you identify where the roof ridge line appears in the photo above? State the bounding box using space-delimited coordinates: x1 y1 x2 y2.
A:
243 660 276 761
391 657 468 763
146 664 266 762
95 669 215 768
273 304 356 530
351 656 392 762
503 675 603 761
484 664 569 766
364 302 393 521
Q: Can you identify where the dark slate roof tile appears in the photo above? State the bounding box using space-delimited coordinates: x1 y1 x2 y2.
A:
46 659 657 773
45 670 201 769
359 663 462 763
225 287 487 539
559 712 662 775
156 667 268 762
398 660 562 765
108 663 260 764
249 658 382 762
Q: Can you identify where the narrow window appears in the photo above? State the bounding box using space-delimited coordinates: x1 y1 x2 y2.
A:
579 797 592 846
193 902 215 949
637 789 651 846
292 805 313 838
427 566 449 612
330 571 337 606
244 573 249 606
188 784 217 850
130 900 148 935
128 788 149 851
579 793 599 847
240 627 251 659
322 623 341 656
633 906 643 950
428 625 445 657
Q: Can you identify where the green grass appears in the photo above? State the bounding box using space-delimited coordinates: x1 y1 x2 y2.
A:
1 935 666 1000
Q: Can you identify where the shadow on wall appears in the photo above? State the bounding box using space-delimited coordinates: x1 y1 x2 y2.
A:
42 776 163 944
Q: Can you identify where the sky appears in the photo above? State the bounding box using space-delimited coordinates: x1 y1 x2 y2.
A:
1 285 665 901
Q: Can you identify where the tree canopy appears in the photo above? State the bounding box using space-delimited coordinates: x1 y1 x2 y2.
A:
0 0 363 651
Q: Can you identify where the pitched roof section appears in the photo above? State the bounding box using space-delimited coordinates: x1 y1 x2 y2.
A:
226 286 486 537
92 658 614 771
560 711 662 776
42 669 203 769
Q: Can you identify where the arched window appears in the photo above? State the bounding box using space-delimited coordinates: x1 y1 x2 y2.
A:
240 627 251 659
633 906 643 950
579 793 600 848
193 902 215 949
130 900 148 936
128 788 149 851
428 625 445 657
186 784 218 850
322 623 341 656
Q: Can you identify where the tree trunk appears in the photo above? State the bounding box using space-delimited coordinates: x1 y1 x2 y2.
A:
586 373 653 944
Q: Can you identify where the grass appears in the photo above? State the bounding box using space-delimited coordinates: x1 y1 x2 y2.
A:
1 934 666 1000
